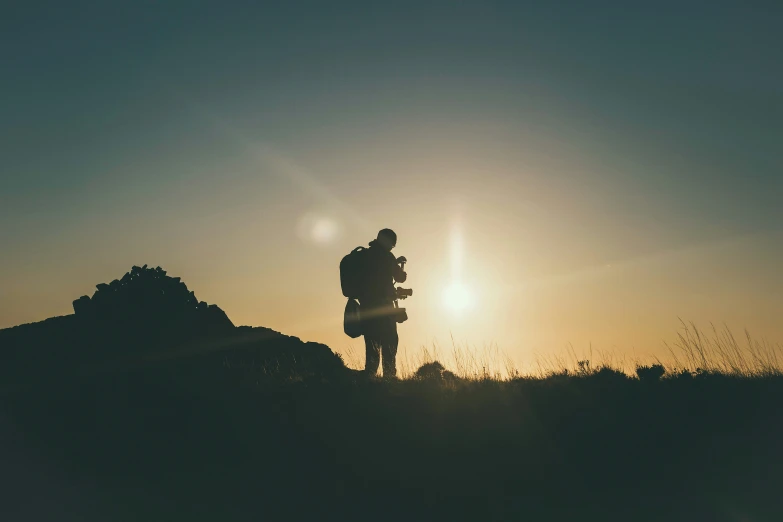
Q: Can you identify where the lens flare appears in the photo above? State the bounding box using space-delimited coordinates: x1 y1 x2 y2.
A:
297 213 341 245
310 218 338 243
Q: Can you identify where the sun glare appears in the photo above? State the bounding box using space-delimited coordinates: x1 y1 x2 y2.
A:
297 213 340 245
442 281 473 313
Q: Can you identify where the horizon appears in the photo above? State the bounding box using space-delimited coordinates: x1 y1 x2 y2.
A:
2 1 781 366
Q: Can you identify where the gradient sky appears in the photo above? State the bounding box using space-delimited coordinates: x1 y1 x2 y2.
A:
2 1 781 368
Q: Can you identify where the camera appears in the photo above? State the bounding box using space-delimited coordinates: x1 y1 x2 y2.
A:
392 305 408 324
393 287 412 323
395 287 413 299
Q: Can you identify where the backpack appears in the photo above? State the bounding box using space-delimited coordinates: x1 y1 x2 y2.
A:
339 246 369 298
343 298 362 338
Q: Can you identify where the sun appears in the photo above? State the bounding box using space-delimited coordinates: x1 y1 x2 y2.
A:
442 281 473 313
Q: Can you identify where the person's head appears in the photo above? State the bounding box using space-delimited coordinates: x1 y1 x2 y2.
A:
376 228 397 251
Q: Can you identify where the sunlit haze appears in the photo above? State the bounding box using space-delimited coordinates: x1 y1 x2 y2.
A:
1 2 781 367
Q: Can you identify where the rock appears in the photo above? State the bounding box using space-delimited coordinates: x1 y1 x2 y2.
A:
206 304 234 330
72 265 237 344
72 295 92 316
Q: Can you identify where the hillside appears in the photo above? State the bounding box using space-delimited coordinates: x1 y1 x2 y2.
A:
1 268 781 521
0 266 348 391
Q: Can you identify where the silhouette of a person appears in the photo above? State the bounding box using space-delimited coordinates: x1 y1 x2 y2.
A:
358 229 407 377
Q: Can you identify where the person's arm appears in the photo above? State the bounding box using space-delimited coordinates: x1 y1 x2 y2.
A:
393 258 407 283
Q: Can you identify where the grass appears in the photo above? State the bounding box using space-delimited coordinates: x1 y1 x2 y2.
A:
665 320 781 376
341 322 783 381
2 323 782 521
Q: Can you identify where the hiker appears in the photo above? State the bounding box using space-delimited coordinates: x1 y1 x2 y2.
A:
357 229 407 377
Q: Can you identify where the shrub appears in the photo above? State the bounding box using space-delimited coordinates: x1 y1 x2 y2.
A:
636 364 666 382
413 361 458 383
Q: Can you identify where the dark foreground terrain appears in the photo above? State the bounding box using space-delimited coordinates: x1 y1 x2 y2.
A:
1 268 780 521
1 339 781 522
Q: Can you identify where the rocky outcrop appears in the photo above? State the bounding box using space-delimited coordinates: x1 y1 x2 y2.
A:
2 265 236 370
0 266 349 389
71 265 234 337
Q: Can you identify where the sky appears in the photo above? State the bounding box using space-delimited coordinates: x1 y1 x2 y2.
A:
1 1 781 368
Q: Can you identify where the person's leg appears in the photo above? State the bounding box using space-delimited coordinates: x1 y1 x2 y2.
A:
364 336 381 376
361 308 382 376
381 319 399 378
